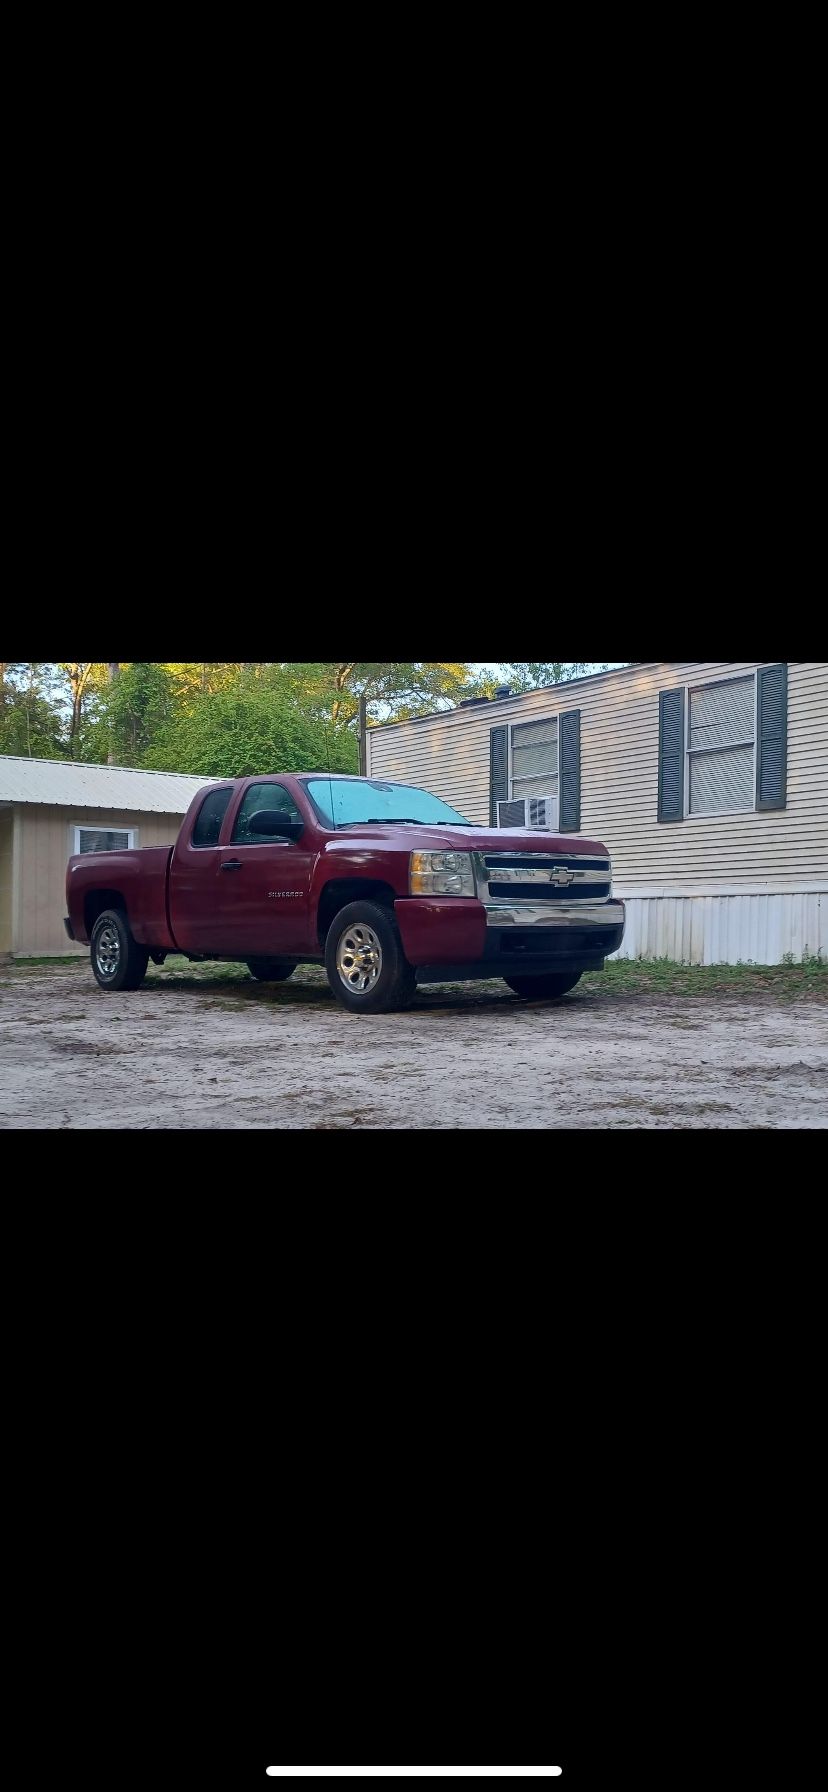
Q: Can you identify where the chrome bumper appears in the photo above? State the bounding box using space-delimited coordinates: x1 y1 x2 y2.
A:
483 900 626 930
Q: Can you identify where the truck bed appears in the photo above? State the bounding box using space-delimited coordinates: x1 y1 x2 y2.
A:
66 845 177 949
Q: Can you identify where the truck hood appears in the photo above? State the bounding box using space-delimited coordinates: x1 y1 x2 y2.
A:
324 824 610 856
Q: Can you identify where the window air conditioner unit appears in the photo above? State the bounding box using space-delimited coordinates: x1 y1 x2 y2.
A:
497 796 558 830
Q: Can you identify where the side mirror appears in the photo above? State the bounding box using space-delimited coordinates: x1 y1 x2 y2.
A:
248 810 304 840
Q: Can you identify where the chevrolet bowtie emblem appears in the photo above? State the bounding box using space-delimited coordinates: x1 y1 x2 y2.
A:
549 867 575 885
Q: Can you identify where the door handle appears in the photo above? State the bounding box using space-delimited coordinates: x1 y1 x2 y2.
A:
220 859 244 871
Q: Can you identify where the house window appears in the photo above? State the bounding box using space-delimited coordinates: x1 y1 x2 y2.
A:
510 717 559 804
73 826 137 854
687 675 755 816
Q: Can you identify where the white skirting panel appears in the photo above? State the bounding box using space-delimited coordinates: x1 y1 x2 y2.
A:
611 888 826 965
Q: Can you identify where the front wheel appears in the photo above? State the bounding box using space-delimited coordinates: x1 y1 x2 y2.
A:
90 908 149 991
246 960 295 982
504 971 583 1001
325 901 416 1013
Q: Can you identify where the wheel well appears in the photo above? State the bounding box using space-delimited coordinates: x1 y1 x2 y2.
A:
317 880 397 945
84 889 127 936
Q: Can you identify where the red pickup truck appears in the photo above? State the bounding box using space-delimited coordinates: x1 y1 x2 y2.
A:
65 772 625 1012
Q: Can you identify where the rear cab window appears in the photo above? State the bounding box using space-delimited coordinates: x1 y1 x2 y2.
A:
191 788 233 847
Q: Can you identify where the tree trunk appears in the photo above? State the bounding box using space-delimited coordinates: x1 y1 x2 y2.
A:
358 692 367 775
67 664 92 760
107 663 120 762
332 664 355 726
68 666 82 758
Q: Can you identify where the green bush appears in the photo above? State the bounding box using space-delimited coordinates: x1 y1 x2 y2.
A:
142 685 358 780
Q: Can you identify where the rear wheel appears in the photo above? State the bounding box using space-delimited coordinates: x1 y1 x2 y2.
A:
246 959 295 982
504 971 583 1001
325 901 416 1013
90 908 149 992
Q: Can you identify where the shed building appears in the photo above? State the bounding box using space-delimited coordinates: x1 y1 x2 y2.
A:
0 757 215 959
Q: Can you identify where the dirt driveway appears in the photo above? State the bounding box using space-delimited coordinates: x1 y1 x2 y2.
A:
1 957 826 1129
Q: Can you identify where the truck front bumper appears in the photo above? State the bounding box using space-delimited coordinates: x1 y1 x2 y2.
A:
63 917 75 941
395 898 626 982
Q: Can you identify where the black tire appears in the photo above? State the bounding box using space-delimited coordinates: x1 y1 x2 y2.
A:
90 908 149 992
246 959 295 983
504 971 583 1001
324 900 416 1014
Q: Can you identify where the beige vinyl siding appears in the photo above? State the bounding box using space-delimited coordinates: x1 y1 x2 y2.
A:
0 809 12 954
366 662 828 892
12 806 185 955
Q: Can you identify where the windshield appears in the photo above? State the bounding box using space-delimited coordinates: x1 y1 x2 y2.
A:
305 778 474 829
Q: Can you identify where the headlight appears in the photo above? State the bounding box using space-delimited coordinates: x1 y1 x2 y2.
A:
410 850 476 896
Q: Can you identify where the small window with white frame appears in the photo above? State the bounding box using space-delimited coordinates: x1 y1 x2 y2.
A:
509 716 559 824
73 826 137 854
686 675 755 816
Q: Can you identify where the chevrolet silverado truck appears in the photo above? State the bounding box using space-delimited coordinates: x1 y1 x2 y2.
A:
64 772 625 1012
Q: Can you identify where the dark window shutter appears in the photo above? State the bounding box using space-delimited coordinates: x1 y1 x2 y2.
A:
658 688 686 822
490 726 508 824
559 709 581 831
756 664 787 810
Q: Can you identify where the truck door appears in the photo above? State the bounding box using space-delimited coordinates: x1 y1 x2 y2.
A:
210 780 315 957
168 784 236 954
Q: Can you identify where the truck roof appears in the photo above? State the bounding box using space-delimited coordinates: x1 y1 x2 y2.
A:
295 772 394 782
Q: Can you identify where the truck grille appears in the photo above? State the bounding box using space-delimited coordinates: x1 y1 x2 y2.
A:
476 853 612 904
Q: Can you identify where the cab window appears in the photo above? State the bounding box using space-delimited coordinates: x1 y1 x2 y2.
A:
231 783 301 845
191 788 232 847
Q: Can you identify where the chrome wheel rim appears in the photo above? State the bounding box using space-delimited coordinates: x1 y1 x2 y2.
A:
336 923 383 994
95 923 121 978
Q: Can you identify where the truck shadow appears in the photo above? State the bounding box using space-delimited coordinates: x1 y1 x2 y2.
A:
146 969 331 1004
145 965 615 1016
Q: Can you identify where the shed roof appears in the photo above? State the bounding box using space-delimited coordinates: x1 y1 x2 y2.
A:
0 755 217 813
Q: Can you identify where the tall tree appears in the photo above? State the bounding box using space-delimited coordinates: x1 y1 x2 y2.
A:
98 662 176 765
142 683 357 780
279 663 476 728
2 662 626 769
0 664 65 758
58 663 99 758
107 663 120 763
489 663 601 693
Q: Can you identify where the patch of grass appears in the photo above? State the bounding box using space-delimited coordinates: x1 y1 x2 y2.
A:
146 957 253 985
11 954 83 966
584 957 827 999
5 950 826 1005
